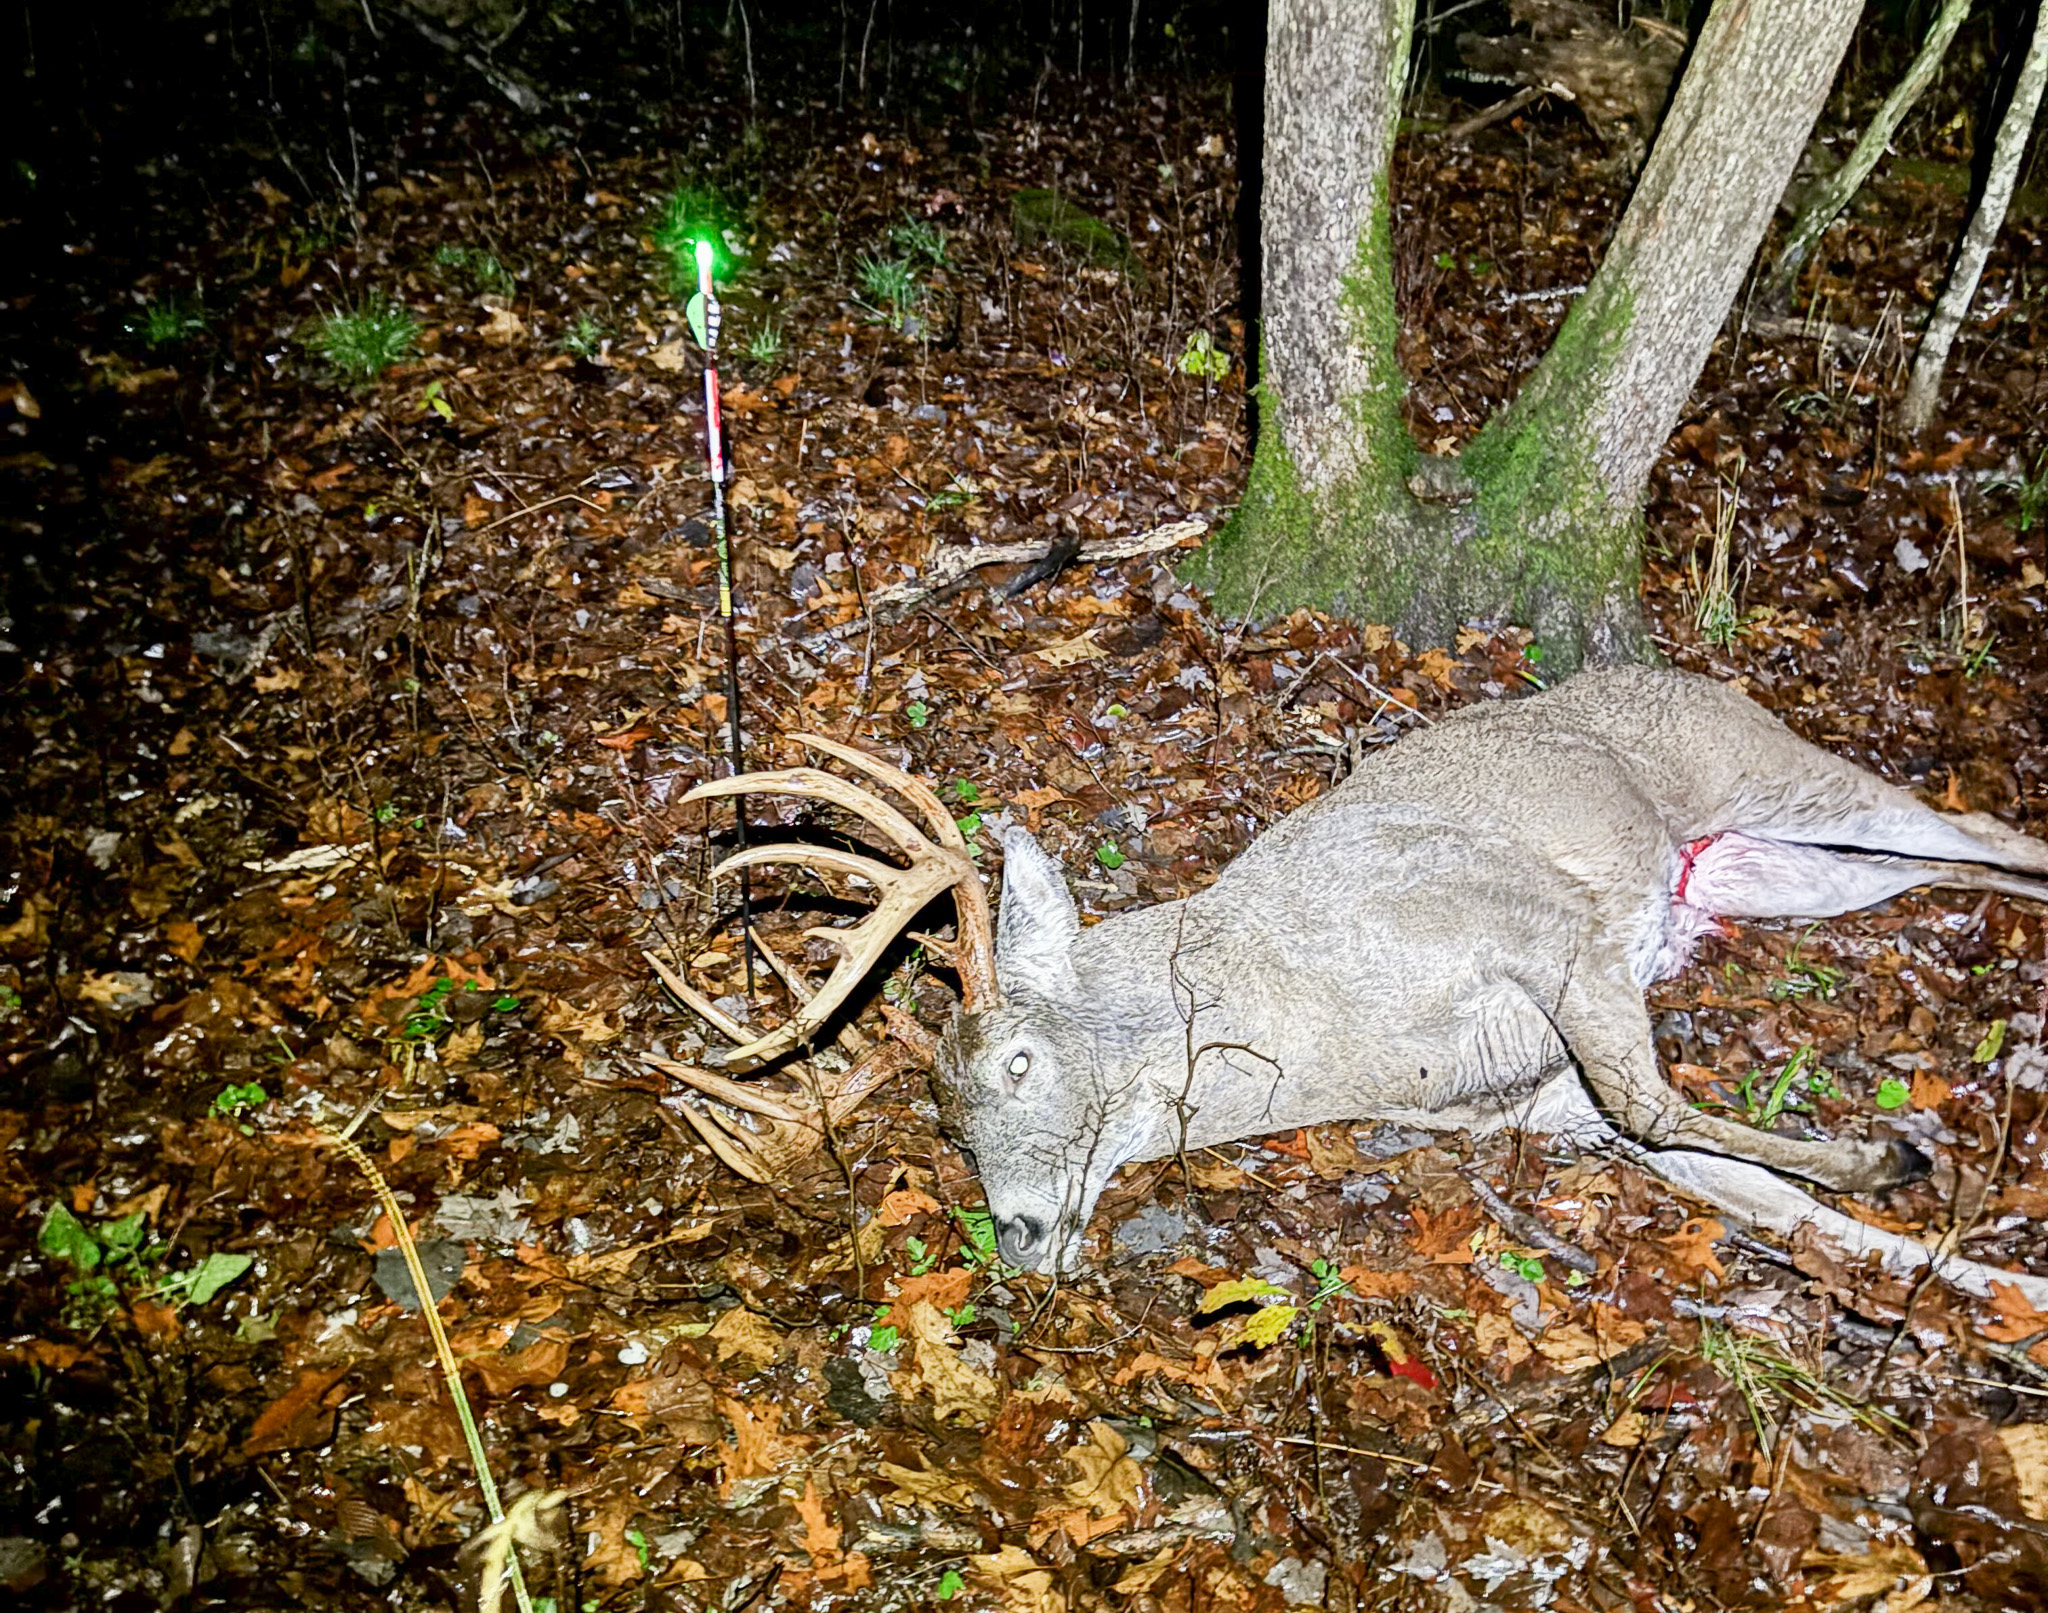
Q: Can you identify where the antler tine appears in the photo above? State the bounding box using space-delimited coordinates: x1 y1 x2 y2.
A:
696 841 972 1070
784 732 967 851
682 767 936 863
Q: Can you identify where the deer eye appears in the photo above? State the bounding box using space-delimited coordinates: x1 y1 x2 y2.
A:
1007 1051 1031 1080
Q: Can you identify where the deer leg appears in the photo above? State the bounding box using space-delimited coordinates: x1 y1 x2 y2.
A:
1553 968 1929 1195
1685 832 2048 920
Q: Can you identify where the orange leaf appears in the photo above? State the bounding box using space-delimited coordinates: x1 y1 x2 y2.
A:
1663 1216 1726 1281
887 1267 973 1325
1910 1070 1952 1110
1980 1279 2048 1344
243 1365 352 1455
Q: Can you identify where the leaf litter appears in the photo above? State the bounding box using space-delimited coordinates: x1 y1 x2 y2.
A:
2 22 2047 1613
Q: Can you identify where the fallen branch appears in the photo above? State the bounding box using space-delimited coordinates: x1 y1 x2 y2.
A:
866 516 1207 622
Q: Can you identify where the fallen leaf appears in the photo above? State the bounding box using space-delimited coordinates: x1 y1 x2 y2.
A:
971 1544 1065 1613
1063 1419 1144 1515
886 1266 973 1325
1998 1423 2048 1520
877 1455 986 1511
899 1299 1002 1423
1112 1546 1181 1594
479 306 525 345
243 1364 353 1455
1033 630 1106 667
1663 1216 1727 1281
709 1306 784 1375
1803 1545 1931 1611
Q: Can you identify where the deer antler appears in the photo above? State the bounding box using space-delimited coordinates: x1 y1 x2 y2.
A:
675 734 1000 1069
645 736 1000 1180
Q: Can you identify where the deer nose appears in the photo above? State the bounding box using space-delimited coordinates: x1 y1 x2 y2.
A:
996 1213 1048 1267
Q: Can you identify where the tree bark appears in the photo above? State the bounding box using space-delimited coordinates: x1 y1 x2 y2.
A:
1901 2 2048 435
1764 0 1972 310
1193 0 1864 668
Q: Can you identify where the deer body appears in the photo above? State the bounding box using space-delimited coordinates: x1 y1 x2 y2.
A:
670 667 2048 1307
944 667 2048 1275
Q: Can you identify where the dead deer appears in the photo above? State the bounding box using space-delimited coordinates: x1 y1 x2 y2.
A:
650 667 2048 1307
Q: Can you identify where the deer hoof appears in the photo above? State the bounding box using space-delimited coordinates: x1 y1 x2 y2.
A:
1881 1139 1934 1185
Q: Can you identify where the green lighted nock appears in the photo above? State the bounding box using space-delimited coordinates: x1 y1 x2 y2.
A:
695 238 715 282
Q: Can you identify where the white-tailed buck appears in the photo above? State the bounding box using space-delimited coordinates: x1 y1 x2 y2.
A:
649 668 2048 1307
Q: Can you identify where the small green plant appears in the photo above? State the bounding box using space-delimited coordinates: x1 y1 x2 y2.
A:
855 252 920 321
306 293 420 381
1984 452 2048 532
742 317 786 368
419 379 454 422
937 1568 967 1600
903 1235 941 1277
39 1204 251 1330
558 311 608 359
1699 1320 1903 1455
944 1303 977 1330
1499 1250 1545 1283
210 1081 269 1119
1176 329 1230 381
1962 634 2000 678
1768 933 1842 1001
1095 841 1126 871
128 295 207 348
1875 1074 1912 1111
0 984 20 1020
889 216 947 264
905 699 931 729
954 1205 1021 1277
925 475 979 515
1736 1045 1816 1129
402 978 519 1041
942 779 982 806
432 243 514 295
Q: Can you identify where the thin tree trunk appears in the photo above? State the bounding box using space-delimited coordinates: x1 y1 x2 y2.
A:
1460 0 1863 659
1185 0 1424 617
1764 0 1972 309
1902 2 2048 434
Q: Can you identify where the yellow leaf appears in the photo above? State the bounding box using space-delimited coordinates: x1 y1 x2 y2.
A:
1998 1423 2048 1521
1197 1276 1289 1313
901 1299 1001 1423
1802 1545 1931 1611
1238 1303 1299 1349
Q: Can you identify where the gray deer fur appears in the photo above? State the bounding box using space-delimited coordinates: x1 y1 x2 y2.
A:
940 666 2048 1303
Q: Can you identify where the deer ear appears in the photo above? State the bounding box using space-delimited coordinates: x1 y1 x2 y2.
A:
995 825 1081 996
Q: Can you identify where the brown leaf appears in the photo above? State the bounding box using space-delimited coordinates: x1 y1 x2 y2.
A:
1063 1419 1144 1515
709 1306 784 1375
243 1364 352 1455
899 1299 1002 1423
1663 1216 1727 1281
886 1266 973 1325
876 1455 986 1511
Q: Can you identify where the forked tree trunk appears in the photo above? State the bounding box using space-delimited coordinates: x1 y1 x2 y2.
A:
1191 0 1863 666
1902 1 2048 434
1763 0 1973 310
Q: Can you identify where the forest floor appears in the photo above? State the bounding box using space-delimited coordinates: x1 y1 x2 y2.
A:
5 56 2048 1613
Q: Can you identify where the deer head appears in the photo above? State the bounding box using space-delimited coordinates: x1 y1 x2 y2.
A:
656 742 1135 1272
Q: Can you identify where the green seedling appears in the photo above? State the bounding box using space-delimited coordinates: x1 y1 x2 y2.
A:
944 1303 977 1330
1095 841 1126 871
937 1569 966 1600
1768 934 1842 1001
1963 635 2000 679
1875 1074 1912 1111
1176 329 1229 382
924 475 978 514
432 243 514 295
1985 452 2048 532
624 1527 652 1574
867 1323 900 1353
1499 1250 1545 1284
0 985 20 1020
306 293 420 381
954 1205 1022 1278
39 1204 249 1330
889 216 947 264
558 312 608 359
942 779 982 806
742 317 785 367
906 700 931 729
855 252 920 321
1733 1045 1818 1129
420 379 454 421
402 977 514 1041
904 1235 941 1277
128 295 207 348
210 1081 269 1120
1974 1019 2007 1063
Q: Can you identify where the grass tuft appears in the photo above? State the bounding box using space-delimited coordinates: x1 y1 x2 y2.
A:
855 252 920 322
306 293 421 381
128 295 208 348
558 311 608 360
432 243 514 296
742 317 786 368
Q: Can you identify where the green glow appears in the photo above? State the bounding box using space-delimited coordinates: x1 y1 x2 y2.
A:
694 238 715 281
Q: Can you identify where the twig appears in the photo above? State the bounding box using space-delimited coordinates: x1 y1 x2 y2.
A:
865 517 1206 621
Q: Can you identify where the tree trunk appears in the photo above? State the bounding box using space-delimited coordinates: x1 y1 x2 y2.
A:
1763 0 1972 310
1193 0 1864 667
1901 1 2048 435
